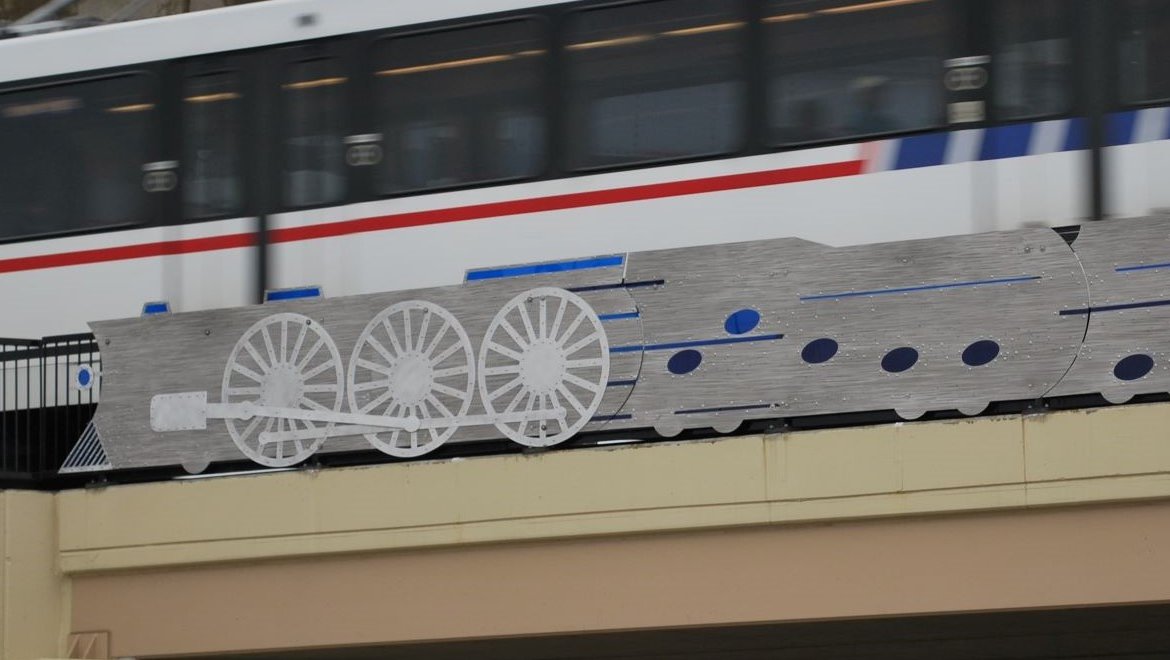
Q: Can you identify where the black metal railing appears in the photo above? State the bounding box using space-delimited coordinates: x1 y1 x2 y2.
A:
0 333 100 483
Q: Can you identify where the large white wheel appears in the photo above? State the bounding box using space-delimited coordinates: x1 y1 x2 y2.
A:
478 287 609 447
221 313 343 467
347 301 475 457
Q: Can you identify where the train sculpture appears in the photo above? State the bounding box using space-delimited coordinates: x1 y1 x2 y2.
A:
75 215 1170 473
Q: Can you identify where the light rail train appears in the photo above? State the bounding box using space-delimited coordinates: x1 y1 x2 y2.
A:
1 0 1168 340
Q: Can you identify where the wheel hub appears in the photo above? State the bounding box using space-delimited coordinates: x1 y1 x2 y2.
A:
392 352 433 406
521 339 566 395
259 362 304 408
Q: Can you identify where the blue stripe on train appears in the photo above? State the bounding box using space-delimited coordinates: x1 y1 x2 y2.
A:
466 255 623 282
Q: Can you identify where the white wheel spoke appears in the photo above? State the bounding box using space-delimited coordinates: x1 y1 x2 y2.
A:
425 393 456 420
549 297 568 342
423 321 450 357
301 359 337 381
431 341 463 366
381 317 405 357
556 383 589 417
226 386 261 397
487 342 523 362
563 333 600 357
556 311 588 348
547 389 567 433
303 383 339 393
300 396 332 413
565 357 604 369
232 363 264 383
503 386 529 414
280 320 289 363
242 340 269 373
364 334 397 366
416 312 432 355
402 308 413 352
516 391 537 437
239 416 263 442
417 403 440 445
489 375 524 401
563 371 602 394
432 365 470 379
360 389 395 415
351 379 391 393
517 302 537 342
497 318 527 350
481 365 521 377
538 298 548 339
261 325 279 369
431 382 467 400
355 358 395 377
296 337 325 371
288 321 308 366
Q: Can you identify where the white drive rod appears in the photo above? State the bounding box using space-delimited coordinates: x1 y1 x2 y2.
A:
257 408 567 445
205 401 422 432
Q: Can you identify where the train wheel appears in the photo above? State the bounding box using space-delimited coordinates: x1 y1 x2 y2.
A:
348 301 475 458
478 287 610 447
221 313 343 467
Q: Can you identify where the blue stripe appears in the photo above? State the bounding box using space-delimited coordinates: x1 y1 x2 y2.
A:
1063 118 1087 151
675 403 774 415
1116 262 1170 273
894 132 949 170
569 279 664 293
590 414 633 422
266 287 322 302
980 124 1032 160
1060 299 1170 316
1108 111 1139 147
610 333 784 354
466 255 623 282
800 275 1040 302
599 311 640 322
606 380 638 388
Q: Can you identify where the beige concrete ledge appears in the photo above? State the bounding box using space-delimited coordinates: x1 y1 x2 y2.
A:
57 402 1170 574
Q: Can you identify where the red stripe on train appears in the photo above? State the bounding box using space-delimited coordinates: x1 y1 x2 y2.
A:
0 159 864 275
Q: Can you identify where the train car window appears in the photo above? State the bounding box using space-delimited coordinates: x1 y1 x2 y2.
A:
1118 0 1170 104
0 74 154 240
994 0 1071 119
764 0 946 145
564 0 746 170
183 72 244 219
281 58 347 208
372 20 546 194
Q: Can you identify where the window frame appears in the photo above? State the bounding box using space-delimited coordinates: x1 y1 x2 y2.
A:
0 67 164 245
365 13 553 198
561 0 753 173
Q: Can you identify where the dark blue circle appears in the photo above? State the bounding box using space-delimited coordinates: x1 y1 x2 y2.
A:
881 347 919 373
802 338 839 364
962 340 1000 367
724 309 761 335
667 349 703 375
77 368 91 387
1114 354 1154 381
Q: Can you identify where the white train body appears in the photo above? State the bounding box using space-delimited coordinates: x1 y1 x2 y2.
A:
1 0 1168 338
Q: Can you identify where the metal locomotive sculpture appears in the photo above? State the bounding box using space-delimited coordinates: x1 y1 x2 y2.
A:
78 216 1170 472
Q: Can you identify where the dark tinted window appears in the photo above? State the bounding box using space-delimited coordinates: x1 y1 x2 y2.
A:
1118 0 1170 103
0 74 154 239
995 0 1071 119
564 0 746 169
764 0 946 145
373 20 546 194
183 72 244 219
281 58 347 208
